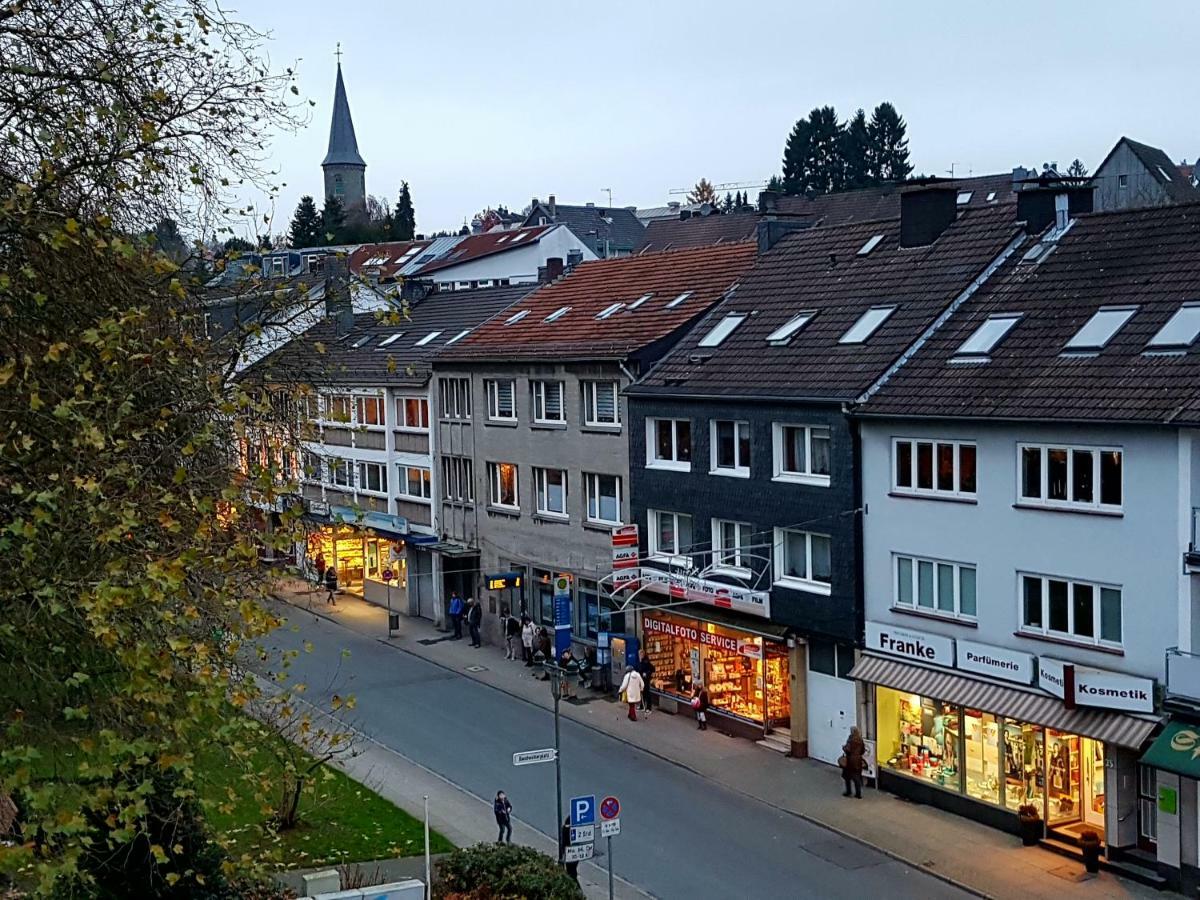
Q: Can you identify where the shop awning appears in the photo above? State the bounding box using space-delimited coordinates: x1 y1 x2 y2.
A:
1140 721 1200 777
851 654 1160 749
633 599 790 641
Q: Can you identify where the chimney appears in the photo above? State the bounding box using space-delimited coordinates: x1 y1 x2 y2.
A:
537 264 547 283
756 218 810 255
1016 183 1094 235
544 256 564 282
679 209 692 221
1011 166 1035 191
668 201 680 211
548 195 557 219
899 185 958 248
323 254 354 336
757 190 780 213
566 248 584 269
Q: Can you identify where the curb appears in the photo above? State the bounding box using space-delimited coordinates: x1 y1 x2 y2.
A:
272 593 992 899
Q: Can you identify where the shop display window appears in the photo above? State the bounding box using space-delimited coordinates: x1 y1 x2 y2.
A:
1046 729 1081 826
877 688 961 791
1003 721 1045 812
964 709 1000 804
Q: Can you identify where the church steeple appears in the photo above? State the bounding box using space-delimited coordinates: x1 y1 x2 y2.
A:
321 50 366 212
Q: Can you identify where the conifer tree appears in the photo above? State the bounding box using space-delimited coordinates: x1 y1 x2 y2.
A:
320 195 346 245
393 182 416 241
868 102 913 182
841 109 874 190
287 195 322 248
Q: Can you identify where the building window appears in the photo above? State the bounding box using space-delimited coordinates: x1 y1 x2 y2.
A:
583 381 620 426
355 395 385 428
646 418 692 470
773 528 832 593
893 438 977 499
585 473 621 525
395 396 430 430
325 393 352 424
486 379 516 421
1019 573 1121 647
1118 174 1128 189
649 509 693 560
328 457 353 488
1018 444 1122 512
357 460 388 494
532 380 565 423
441 456 473 503
301 450 323 482
711 420 751 476
773 423 831 485
534 467 567 518
397 465 432 501
894 554 977 620
713 519 753 572
575 578 603 641
488 461 519 509
438 378 471 420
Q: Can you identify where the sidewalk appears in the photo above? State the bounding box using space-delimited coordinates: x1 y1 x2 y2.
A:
272 581 1157 900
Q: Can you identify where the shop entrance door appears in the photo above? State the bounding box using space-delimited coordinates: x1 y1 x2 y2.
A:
807 645 857 766
1082 739 1105 832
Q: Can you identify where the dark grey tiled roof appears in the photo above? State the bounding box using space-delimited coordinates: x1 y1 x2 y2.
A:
322 64 365 168
524 203 645 252
771 174 1015 224
1121 137 1200 204
632 202 1024 402
637 213 759 252
856 202 1200 425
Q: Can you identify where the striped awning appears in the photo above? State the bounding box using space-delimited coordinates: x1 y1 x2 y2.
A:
850 654 1160 749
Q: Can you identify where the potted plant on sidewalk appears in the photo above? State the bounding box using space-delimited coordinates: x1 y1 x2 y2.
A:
1079 829 1102 873
1017 803 1043 846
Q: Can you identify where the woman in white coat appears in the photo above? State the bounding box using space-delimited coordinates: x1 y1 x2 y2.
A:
520 615 535 667
619 665 645 722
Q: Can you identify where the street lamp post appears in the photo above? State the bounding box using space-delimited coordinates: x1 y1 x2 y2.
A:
534 649 578 861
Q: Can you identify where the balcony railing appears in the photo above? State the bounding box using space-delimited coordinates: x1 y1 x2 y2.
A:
1167 648 1200 705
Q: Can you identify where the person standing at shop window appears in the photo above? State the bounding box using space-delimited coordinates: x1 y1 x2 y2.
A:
466 597 483 648
521 615 535 666
323 564 338 606
691 683 709 730
558 646 576 699
448 591 464 640
840 725 866 799
637 649 655 716
619 665 644 722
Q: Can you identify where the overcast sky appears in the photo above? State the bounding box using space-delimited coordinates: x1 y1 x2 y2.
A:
236 0 1199 238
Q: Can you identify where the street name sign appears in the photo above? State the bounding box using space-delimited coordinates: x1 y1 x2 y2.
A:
601 819 621 837
569 824 595 844
564 843 594 863
512 748 556 766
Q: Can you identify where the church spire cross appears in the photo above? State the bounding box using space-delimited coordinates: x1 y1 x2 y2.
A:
334 42 342 63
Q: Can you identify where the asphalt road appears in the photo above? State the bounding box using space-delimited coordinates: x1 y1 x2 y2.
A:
256 610 969 900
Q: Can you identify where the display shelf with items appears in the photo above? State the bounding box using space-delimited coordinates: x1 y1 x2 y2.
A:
704 648 759 721
643 635 678 694
877 689 960 790
1003 721 1045 813
765 649 790 726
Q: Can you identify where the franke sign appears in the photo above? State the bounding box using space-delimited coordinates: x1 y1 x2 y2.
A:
1039 657 1155 714
629 566 770 619
865 622 954 667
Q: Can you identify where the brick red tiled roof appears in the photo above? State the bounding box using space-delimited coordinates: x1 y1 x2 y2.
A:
349 240 431 282
437 241 757 362
857 201 1200 425
636 212 759 252
410 225 556 276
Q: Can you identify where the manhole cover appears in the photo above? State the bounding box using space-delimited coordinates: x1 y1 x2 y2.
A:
465 665 487 672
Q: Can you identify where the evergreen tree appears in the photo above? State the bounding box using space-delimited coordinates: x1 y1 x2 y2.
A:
320 195 346 245
766 175 784 194
841 109 874 190
722 191 734 213
287 195 322 248
867 102 913 182
808 106 845 194
1067 158 1089 178
781 117 814 195
222 236 255 253
686 177 718 205
150 216 188 262
393 181 416 241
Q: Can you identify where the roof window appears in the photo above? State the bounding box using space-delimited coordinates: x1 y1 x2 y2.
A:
665 291 694 309
350 335 374 349
415 330 442 346
504 310 529 325
509 232 529 243
954 314 1022 358
544 306 571 323
596 302 625 320
857 235 884 256
1064 306 1137 352
986 192 997 202
377 332 404 349
495 235 510 244
1158 165 1173 182
1147 303 1200 349
956 191 973 205
698 314 747 348
445 329 471 345
628 293 653 309
838 306 896 344
765 312 815 346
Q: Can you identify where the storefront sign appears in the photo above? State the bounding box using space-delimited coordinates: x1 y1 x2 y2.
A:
1039 656 1155 713
737 640 763 660
957 639 1034 685
612 525 639 568
306 499 331 517
553 575 572 659
865 622 954 667
634 567 770 619
644 615 742 653
862 739 877 781
1038 657 1066 699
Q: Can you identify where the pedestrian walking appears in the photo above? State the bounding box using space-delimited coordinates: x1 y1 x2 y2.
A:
447 591 464 640
323 565 338 605
493 790 513 843
691 682 709 730
536 627 552 678
619 665 645 722
467 597 483 647
840 725 866 799
558 647 576 699
637 648 655 714
521 615 535 666
503 607 520 659
560 817 579 884
314 551 327 589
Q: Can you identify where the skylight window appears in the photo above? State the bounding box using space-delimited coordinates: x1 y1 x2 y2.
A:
1148 303 1200 348
1158 165 1173 182
509 232 529 243
765 312 815 346
957 191 973 205
351 335 374 349
504 309 529 325
858 235 884 256
596 302 625 320
1064 306 1137 351
954 314 1022 357
544 306 571 323
377 332 404 348
698 314 747 348
839 306 896 344
666 291 694 309
415 330 442 346
986 192 997 202
445 329 471 345
628 293 653 309
495 235 510 244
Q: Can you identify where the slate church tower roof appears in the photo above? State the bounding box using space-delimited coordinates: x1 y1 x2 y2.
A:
321 58 366 210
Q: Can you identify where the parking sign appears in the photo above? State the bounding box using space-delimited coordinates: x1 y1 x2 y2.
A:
569 794 596 826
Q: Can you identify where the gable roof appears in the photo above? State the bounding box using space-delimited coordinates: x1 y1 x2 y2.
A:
348 240 433 283
855 201 1200 426
770 174 1016 225
637 212 759 252
437 241 757 363
523 202 646 252
1119 137 1200 203
408 225 557 276
322 63 365 168
632 202 1024 402
242 283 535 387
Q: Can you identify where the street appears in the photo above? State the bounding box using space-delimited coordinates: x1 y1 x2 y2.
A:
255 606 969 900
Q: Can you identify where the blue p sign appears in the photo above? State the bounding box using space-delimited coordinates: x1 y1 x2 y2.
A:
570 794 596 826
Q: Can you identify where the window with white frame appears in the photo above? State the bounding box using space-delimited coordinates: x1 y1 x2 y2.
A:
355 395 385 428
301 450 322 482
893 438 977 498
1019 572 1122 646
441 456 473 503
534 467 568 517
325 393 352 424
773 528 832 592
649 509 693 559
300 394 320 423
713 519 753 571
486 379 516 421
328 457 353 488
894 554 977 620
646 418 692 469
1018 444 1122 511
395 396 430 430
487 461 519 509
531 380 565 423
397 465 432 501
438 378 471 420
583 381 620 426
584 473 621 524
357 460 388 494
711 420 751 476
773 423 831 484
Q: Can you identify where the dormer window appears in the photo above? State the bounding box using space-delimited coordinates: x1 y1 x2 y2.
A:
1064 306 1137 352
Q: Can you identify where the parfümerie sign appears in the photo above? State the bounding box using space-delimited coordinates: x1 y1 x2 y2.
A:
1039 656 1154 714
866 622 954 667
957 639 1034 685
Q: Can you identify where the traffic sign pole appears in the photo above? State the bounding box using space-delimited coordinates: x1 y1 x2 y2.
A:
607 835 613 900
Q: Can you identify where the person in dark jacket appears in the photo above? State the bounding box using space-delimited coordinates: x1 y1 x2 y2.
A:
466 597 483 647
503 607 521 660
313 552 327 588
841 725 866 798
637 649 655 714
323 565 338 605
447 591 464 639
692 683 710 730
493 790 513 843
560 817 579 883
